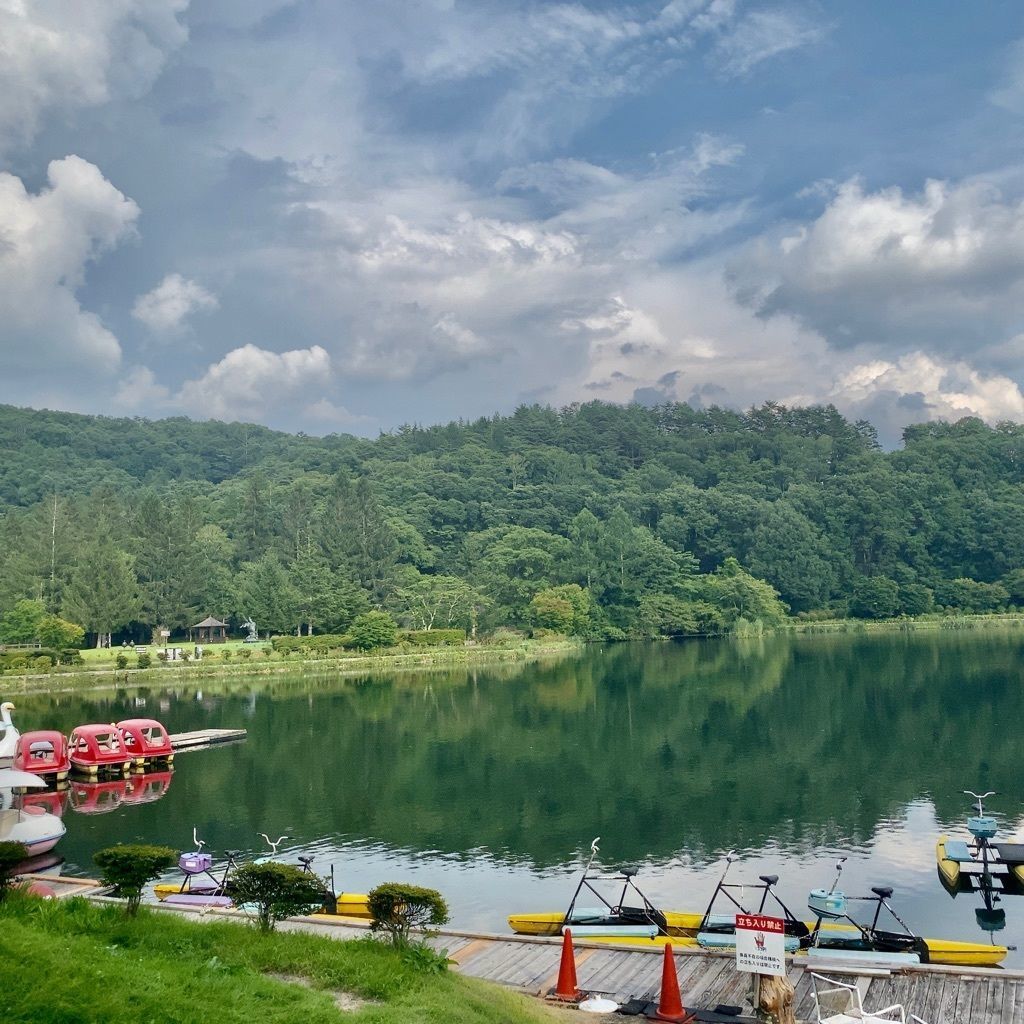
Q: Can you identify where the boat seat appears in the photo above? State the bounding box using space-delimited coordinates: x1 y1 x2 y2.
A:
943 840 974 862
994 843 1024 865
698 931 801 952
162 894 233 909
807 947 919 965
568 907 611 922
571 924 659 938
704 913 737 929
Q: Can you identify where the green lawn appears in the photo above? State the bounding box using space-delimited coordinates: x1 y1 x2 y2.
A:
0 895 560 1024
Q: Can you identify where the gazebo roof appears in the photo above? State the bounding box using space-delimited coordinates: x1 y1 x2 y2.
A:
192 616 227 628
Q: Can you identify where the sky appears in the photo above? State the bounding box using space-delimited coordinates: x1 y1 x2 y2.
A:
3 1 1024 443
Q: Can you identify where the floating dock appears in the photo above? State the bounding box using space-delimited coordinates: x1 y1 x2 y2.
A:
24 876 1020 1022
168 728 247 753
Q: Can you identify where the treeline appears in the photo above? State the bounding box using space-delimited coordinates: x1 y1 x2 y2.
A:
1 400 1023 646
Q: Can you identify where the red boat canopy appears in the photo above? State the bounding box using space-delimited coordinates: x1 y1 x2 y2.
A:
116 719 173 757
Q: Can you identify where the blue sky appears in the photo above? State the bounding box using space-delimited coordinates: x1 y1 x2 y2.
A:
3 1 1024 442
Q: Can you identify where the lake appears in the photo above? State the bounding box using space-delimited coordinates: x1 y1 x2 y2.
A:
10 631 1024 963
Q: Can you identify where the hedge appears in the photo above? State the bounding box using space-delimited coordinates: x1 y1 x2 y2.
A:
398 629 466 647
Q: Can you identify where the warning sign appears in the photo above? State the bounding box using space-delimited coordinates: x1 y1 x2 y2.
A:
734 914 786 977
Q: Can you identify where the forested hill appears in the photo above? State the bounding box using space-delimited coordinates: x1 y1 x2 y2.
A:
2 400 1023 643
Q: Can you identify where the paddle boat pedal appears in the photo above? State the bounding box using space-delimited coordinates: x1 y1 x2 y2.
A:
936 788 1024 925
807 860 1007 967
153 828 242 907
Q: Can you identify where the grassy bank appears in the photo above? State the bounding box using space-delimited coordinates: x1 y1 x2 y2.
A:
784 611 1024 635
0 895 561 1024
0 637 583 696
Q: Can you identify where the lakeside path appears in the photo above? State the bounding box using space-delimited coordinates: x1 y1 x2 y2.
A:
0 638 582 697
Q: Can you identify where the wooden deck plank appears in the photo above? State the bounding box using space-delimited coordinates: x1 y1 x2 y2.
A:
466 942 555 982
1000 977 1018 1024
917 974 946 1024
169 729 247 752
952 976 977 1024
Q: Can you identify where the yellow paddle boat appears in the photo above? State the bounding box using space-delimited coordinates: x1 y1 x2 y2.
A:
510 842 1007 967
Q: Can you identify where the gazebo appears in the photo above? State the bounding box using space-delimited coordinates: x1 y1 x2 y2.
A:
190 616 228 644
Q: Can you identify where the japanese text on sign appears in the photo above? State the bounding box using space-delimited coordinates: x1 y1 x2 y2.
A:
734 914 786 977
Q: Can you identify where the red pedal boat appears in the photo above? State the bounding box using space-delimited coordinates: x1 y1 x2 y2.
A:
12 731 71 781
69 778 130 814
123 769 174 805
116 719 174 766
68 724 132 777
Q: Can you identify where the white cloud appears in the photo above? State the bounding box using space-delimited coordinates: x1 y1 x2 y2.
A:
990 38 1024 114
177 344 331 420
740 176 1024 356
112 365 172 411
305 398 373 427
132 273 218 332
0 0 189 155
711 8 824 77
0 155 139 374
826 352 1024 425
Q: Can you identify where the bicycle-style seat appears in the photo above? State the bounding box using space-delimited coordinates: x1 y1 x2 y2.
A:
871 886 893 899
759 874 779 886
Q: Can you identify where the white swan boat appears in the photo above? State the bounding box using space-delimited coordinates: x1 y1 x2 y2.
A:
0 701 20 764
0 767 66 856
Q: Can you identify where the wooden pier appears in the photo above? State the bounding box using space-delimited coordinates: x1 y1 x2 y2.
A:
169 728 247 752
26 875 1021 1022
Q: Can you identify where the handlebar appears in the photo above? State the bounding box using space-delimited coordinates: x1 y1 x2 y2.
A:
964 790 997 815
192 826 205 852
259 833 289 854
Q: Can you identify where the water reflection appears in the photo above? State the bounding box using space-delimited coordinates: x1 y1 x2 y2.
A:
8 632 1024 962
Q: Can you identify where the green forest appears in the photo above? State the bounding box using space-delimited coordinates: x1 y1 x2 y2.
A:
1 400 1023 647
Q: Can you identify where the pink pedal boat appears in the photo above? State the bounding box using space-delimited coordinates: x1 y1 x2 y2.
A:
12 731 71 781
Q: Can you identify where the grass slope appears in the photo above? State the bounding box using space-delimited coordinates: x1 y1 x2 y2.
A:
0 896 559 1024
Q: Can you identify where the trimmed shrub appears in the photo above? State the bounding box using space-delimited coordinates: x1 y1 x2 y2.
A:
230 862 329 933
137 652 152 669
0 841 28 900
58 648 83 665
367 882 449 947
346 612 398 651
271 634 350 654
94 843 177 916
115 653 128 669
32 656 52 673
399 629 466 647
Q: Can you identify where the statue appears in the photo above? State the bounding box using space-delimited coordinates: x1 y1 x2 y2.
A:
242 617 258 642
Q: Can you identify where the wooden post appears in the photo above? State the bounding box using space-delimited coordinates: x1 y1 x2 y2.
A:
757 973 796 1024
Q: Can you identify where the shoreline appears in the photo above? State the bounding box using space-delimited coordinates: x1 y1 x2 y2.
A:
0 638 584 696
4 611 1024 696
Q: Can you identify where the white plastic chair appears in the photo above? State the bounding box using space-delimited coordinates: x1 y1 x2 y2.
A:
810 973 906 1023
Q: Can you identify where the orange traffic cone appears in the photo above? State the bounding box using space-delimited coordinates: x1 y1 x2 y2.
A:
647 942 694 1022
548 928 582 1001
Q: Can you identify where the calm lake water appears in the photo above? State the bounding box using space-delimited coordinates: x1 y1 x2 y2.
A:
11 632 1024 963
